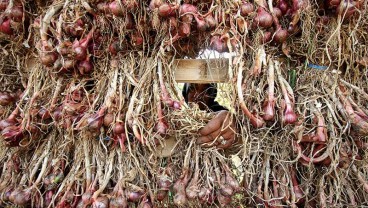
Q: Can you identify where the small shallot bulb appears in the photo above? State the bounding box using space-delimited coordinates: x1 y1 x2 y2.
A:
274 28 288 43
13 189 31 206
82 191 93 205
240 2 254 16
0 92 15 106
263 100 275 121
194 14 208 31
113 123 125 135
103 113 114 126
109 196 128 208
92 196 109 208
179 3 198 16
278 0 289 14
261 31 272 44
210 36 228 53
38 108 51 120
273 7 282 18
156 190 168 201
0 118 17 131
109 1 124 17
126 190 143 202
254 7 273 28
40 52 58 67
173 101 181 110
205 14 217 29
87 113 103 131
158 3 177 17
283 103 297 125
0 18 13 35
78 59 93 75
178 22 191 37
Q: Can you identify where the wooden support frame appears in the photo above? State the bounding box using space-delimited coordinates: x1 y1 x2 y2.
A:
173 58 229 83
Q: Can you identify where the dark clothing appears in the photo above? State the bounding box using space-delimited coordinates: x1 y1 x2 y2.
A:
182 83 227 112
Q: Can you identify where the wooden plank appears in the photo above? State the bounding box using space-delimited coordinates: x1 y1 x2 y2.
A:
173 58 229 83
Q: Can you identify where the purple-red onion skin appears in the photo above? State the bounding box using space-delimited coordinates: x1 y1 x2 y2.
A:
12 189 31 206
0 18 13 35
82 191 93 206
156 190 168 201
263 100 275 121
158 3 177 17
179 3 198 16
240 2 254 16
173 173 189 206
274 28 289 43
92 196 109 208
40 52 58 67
254 7 273 28
273 7 282 18
0 118 17 131
0 93 15 106
109 1 124 17
178 22 191 37
126 191 143 202
113 123 125 135
109 196 128 208
210 36 228 53
78 60 93 75
2 125 23 147
205 14 217 29
278 0 289 14
261 31 272 44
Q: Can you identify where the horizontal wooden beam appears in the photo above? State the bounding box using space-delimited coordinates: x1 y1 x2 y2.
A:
173 58 229 83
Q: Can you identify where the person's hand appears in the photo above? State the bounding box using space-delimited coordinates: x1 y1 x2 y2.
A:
197 110 237 149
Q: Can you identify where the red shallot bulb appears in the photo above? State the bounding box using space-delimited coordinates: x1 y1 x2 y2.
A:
0 118 17 131
261 31 272 44
109 1 124 17
278 0 289 14
78 59 93 75
97 2 109 13
126 190 143 202
158 3 178 17
240 2 254 16
113 123 125 135
210 36 228 53
194 14 208 31
0 92 15 106
103 113 114 126
40 51 58 67
109 196 128 208
254 7 273 28
12 189 31 206
92 196 109 208
2 125 23 147
274 27 289 43
205 14 217 29
179 3 198 16
0 18 13 35
273 7 282 18
156 190 168 201
149 0 162 10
